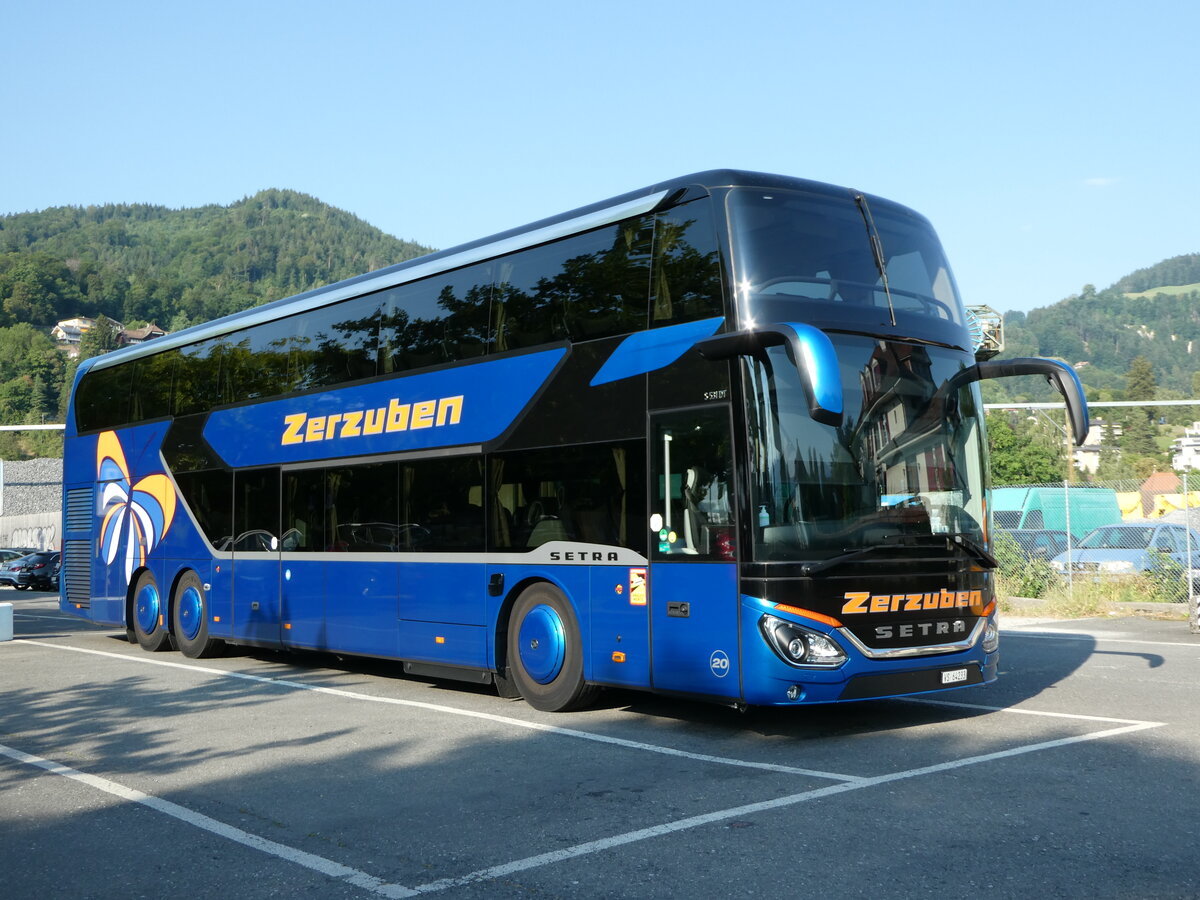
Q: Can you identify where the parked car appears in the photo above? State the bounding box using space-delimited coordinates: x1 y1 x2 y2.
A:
0 547 37 564
1051 523 1200 577
998 528 1070 561
0 553 36 588
15 551 60 591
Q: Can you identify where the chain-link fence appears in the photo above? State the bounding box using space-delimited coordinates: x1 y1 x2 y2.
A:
993 474 1200 632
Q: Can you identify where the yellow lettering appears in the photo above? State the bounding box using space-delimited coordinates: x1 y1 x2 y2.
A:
410 400 436 429
904 593 923 612
324 413 342 438
437 395 464 426
841 592 869 615
924 593 938 610
956 590 970 608
341 410 363 438
282 413 306 445
363 408 385 435
386 398 410 432
870 594 889 614
305 416 326 442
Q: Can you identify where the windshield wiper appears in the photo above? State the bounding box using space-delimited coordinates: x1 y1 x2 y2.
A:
800 535 927 576
851 191 896 326
800 533 996 577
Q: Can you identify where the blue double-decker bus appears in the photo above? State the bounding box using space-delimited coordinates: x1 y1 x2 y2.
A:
60 170 1087 711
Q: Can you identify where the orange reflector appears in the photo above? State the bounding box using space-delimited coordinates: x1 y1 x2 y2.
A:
612 651 626 663
981 600 996 617
435 636 445 644
283 623 292 630
773 603 843 628
213 615 221 623
158 614 164 627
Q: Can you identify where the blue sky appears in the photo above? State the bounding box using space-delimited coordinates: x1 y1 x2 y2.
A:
5 1 1197 315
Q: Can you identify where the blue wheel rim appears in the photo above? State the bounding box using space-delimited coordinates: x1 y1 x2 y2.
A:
517 603 566 684
134 582 160 634
178 585 204 641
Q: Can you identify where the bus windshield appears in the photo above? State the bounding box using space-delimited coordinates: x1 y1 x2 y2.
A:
743 334 987 561
726 187 966 329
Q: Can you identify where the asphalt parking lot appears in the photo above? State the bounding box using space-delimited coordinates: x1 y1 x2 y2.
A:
2 590 1198 899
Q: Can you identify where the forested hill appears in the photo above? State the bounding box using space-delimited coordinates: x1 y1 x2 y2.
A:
986 252 1200 402
0 189 432 329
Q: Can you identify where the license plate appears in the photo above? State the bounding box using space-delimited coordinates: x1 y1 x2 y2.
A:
941 668 969 685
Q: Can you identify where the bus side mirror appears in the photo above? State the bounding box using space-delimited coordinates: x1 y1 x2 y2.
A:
698 322 843 426
952 357 1090 446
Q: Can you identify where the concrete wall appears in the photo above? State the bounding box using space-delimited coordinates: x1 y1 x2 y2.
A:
0 512 59 551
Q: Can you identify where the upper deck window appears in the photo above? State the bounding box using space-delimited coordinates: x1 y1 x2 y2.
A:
727 188 965 331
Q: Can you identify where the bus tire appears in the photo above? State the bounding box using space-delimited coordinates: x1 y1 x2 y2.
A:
172 570 224 659
506 583 597 712
131 570 171 652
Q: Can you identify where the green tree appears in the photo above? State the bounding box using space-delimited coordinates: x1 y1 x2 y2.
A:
987 413 1065 484
1120 356 1161 460
77 315 120 360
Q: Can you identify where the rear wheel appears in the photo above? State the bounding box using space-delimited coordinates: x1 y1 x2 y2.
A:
172 571 224 659
506 583 597 712
131 570 171 652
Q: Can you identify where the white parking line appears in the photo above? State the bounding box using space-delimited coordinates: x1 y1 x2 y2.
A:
0 741 417 899
0 718 1162 898
406 719 1161 895
902 696 1162 726
15 639 863 782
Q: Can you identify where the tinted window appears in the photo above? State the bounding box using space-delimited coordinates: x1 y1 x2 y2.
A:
290 294 380 391
489 442 646 553
327 461 401 551
75 364 131 433
403 457 484 551
233 468 279 551
380 263 492 374
282 468 325 552
175 468 234 549
651 201 723 326
129 350 175 422
493 219 652 351
226 321 296 402
173 337 230 416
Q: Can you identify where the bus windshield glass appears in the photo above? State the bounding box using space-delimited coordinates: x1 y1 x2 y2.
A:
726 188 966 329
743 334 987 561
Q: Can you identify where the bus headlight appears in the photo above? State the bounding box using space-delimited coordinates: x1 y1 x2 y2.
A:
983 617 999 653
759 615 847 668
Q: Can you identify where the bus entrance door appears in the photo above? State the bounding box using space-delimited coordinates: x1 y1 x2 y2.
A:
648 408 741 700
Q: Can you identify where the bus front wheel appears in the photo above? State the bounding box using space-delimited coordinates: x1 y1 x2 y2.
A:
172 571 224 659
506 583 597 712
131 570 171 652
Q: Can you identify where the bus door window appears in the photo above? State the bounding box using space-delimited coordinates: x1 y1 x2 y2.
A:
282 468 326 552
232 467 280 552
651 408 736 561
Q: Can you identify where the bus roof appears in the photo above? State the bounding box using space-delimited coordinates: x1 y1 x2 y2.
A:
78 170 916 376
